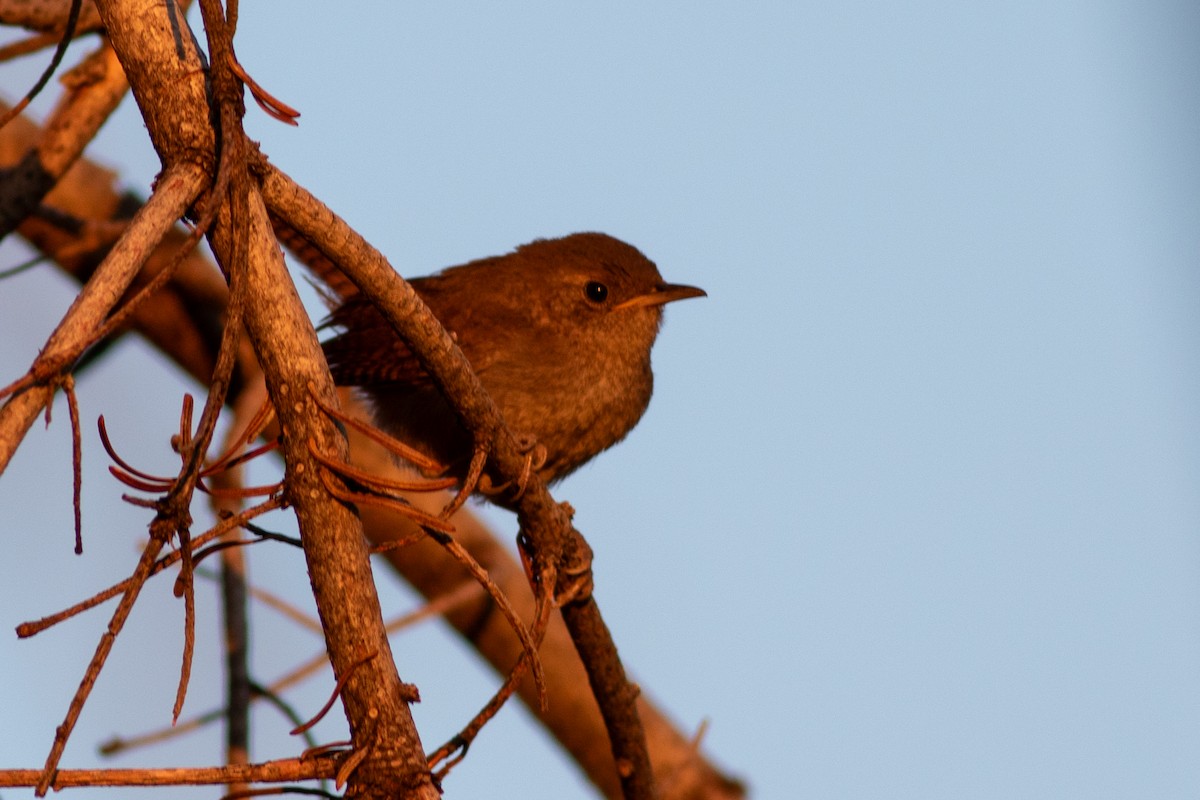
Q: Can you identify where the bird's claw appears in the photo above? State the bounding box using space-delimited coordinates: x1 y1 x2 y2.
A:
478 435 547 503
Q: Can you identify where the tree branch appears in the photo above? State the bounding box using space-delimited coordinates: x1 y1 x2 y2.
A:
208 175 438 799
0 160 206 474
0 0 103 35
0 38 128 238
0 756 338 790
0 25 746 800
260 166 658 799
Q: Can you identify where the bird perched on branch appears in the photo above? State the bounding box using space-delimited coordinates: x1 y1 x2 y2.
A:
315 232 705 490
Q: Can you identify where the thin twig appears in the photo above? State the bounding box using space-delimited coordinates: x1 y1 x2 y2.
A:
0 0 82 131
312 460 456 534
99 582 482 758
290 652 379 736
35 516 176 794
226 53 300 126
419 528 547 707
63 374 83 554
212 374 271 770
15 499 283 638
427 592 555 780
173 401 198 724
35 178 247 792
0 757 340 790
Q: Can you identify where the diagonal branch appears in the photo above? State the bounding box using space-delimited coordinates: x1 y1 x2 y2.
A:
0 160 206 475
195 1 437 794
0 100 248 390
0 38 129 238
260 166 657 799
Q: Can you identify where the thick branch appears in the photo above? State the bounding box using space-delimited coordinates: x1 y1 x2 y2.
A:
0 160 205 474
91 0 214 173
261 166 658 799
206 184 437 798
77 3 439 795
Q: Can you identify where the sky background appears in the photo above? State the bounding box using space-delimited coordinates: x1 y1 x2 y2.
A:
2 2 1200 798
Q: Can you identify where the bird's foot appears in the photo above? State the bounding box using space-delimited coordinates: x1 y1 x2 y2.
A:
516 521 594 607
477 433 548 503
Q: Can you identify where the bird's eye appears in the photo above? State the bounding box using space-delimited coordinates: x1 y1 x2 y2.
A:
584 281 609 303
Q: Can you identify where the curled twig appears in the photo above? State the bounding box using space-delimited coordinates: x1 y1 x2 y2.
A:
290 651 379 736
226 53 301 126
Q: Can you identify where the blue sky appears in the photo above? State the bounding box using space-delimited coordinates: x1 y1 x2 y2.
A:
2 3 1199 798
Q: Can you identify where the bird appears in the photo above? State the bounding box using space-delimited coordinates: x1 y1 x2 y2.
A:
319 232 705 490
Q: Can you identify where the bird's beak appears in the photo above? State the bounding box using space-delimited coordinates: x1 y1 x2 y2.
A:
615 282 707 310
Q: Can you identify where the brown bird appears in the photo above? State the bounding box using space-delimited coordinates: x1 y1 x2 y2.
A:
320 232 705 488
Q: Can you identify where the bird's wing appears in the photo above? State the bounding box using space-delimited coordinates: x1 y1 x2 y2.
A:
321 282 507 388
322 295 433 387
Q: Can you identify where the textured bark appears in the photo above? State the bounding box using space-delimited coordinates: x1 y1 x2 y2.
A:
0 5 746 795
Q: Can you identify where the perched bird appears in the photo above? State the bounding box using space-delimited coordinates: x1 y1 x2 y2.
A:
320 232 705 488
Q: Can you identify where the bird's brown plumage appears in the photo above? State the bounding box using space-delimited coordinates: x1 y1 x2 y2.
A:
320 232 704 485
